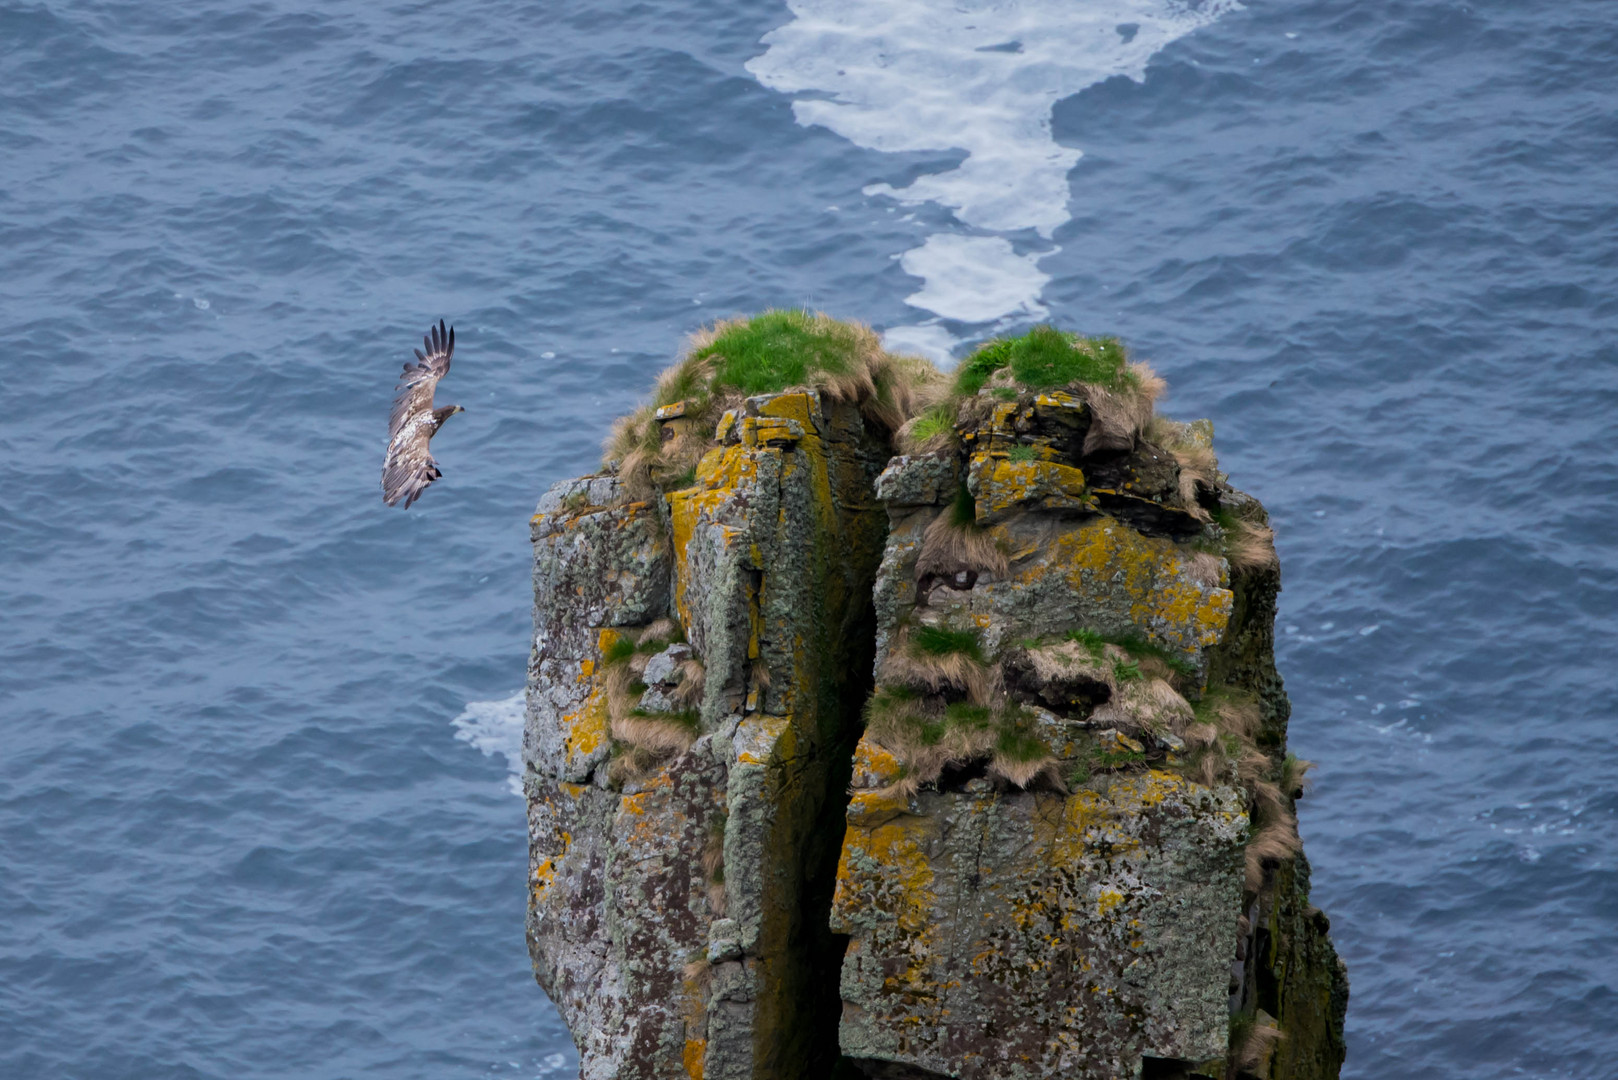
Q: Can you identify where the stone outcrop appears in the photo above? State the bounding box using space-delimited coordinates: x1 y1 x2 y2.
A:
831 394 1347 1079
526 391 891 1079
523 316 1347 1079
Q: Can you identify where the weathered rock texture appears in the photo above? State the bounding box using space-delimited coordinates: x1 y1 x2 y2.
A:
526 392 890 1079
830 392 1349 1079
526 328 1346 1080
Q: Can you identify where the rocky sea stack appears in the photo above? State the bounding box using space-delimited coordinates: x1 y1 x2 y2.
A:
524 312 1348 1080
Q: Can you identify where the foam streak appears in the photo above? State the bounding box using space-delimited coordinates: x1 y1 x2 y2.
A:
748 0 1242 335
453 690 526 798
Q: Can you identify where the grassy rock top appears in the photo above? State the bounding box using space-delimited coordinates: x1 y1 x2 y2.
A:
603 309 942 500
600 315 1189 507
529 311 1345 1079
954 324 1137 396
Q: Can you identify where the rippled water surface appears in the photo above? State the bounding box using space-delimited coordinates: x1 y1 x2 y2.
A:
4 1 1615 1077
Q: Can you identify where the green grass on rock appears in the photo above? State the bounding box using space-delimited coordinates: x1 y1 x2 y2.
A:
955 324 1134 396
675 308 866 401
911 624 985 662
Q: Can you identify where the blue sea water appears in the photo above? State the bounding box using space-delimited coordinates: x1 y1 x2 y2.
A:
2 1 1615 1077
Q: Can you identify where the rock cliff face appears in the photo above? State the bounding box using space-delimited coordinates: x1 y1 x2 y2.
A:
524 315 1347 1080
527 388 893 1079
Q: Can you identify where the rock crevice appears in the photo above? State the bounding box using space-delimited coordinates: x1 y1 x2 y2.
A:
527 390 889 1080
524 316 1347 1079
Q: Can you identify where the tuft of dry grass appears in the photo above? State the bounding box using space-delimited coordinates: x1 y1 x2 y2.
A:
597 619 703 783
1250 778 1287 816
1089 673 1194 736
987 720 1063 791
603 404 660 493
1282 753 1316 799
1077 361 1163 455
611 713 698 756
1182 693 1256 786
670 657 706 708
1021 639 1109 685
603 661 644 719
867 693 1029 793
1147 413 1220 522
902 733 994 792
1244 780 1303 893
1177 684 1305 893
877 770 922 802
880 642 994 705
606 712 700 786
681 955 713 995
865 350 950 433
1234 745 1271 788
986 710 1060 790
607 742 661 786
1191 746 1230 788
988 753 1063 790
1075 636 1194 729
1186 550 1226 589
1138 677 1195 733
1173 444 1218 520
916 509 1009 579
1227 520 1279 573
862 686 929 744
1201 691 1263 742
638 618 680 646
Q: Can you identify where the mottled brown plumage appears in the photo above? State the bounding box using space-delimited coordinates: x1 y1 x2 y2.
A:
383 320 463 508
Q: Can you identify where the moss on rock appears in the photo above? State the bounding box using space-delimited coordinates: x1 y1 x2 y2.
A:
527 314 1345 1080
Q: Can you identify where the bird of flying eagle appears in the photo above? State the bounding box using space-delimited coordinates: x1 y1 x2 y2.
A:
383 319 464 508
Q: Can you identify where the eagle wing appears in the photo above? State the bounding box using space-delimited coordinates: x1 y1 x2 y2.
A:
382 320 454 508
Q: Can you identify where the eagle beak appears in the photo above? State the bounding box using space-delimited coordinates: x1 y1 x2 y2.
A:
456 405 467 413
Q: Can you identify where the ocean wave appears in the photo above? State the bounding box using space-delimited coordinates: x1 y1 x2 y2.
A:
453 690 526 798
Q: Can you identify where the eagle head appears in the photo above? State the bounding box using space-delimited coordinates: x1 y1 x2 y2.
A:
432 404 466 425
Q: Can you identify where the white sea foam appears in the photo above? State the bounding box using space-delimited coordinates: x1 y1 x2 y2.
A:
748 0 1242 344
880 322 960 364
900 234 1051 324
452 690 525 797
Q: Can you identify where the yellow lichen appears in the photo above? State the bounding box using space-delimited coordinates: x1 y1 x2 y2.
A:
560 639 613 764
682 1039 705 1079
1034 519 1235 653
532 829 572 902
834 817 936 937
972 455 1090 520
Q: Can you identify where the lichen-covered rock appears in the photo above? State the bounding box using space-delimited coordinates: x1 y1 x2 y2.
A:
526 391 891 1080
833 762 1247 1079
879 510 1233 662
875 453 960 507
968 453 1093 523
835 386 1346 1079
526 320 1344 1080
